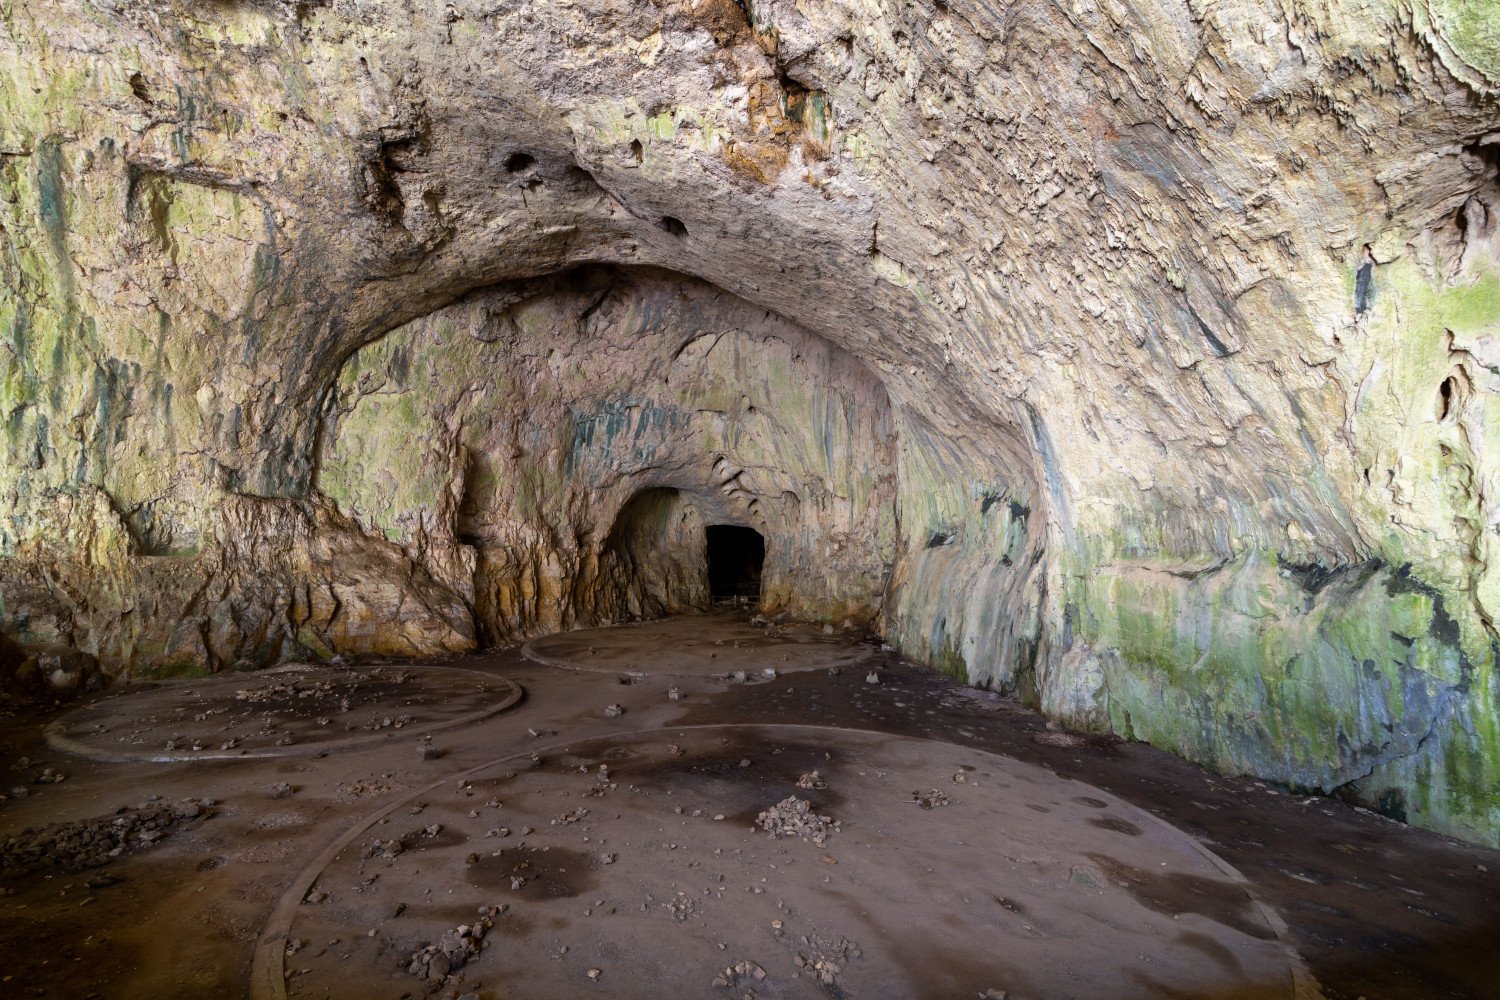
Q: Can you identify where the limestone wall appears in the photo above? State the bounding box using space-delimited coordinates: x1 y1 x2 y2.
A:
2 0 1498 844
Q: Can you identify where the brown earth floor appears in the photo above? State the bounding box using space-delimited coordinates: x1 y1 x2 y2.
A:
1 609 1498 1000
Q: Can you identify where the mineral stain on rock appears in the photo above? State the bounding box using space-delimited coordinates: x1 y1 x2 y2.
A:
1088 815 1143 837
1085 854 1275 941
467 846 595 900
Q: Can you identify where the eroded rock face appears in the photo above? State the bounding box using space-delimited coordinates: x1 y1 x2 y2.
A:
1 0 1498 843
318 268 897 642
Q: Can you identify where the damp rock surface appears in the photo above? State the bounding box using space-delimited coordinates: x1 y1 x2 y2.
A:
273 724 1300 999
0 0 1497 848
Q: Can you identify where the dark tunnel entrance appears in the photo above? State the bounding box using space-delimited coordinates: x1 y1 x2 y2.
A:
706 525 764 602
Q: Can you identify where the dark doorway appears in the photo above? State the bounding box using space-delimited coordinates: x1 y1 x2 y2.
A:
706 525 764 601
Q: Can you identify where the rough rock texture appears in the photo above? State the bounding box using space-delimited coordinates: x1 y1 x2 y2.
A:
319 268 896 643
1 0 1498 843
0 798 206 879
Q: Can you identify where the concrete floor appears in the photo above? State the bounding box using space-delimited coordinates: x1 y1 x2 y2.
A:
1 609 1498 1000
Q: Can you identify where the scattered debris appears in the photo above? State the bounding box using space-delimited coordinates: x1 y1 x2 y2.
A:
796 771 827 790
0 800 208 879
913 788 951 809
366 838 405 859
793 934 861 988
553 808 589 826
668 686 682 700
756 796 839 845
403 913 497 989
712 959 767 988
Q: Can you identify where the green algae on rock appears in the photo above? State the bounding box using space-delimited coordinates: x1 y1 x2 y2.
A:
1 0 1498 847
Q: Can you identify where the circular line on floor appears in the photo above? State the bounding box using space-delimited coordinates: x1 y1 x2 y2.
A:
249 722 1321 1000
45 668 524 763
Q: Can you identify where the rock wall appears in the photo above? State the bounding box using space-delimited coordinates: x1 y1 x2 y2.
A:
316 268 898 644
2 0 1498 844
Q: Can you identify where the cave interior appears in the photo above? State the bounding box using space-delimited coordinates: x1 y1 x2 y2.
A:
2 0 1500 997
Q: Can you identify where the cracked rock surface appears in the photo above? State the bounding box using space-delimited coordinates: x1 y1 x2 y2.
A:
1 0 1499 844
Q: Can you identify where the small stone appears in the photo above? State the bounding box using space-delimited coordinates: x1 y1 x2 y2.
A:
668 686 682 700
865 672 879 684
268 782 295 799
603 704 624 718
587 968 603 981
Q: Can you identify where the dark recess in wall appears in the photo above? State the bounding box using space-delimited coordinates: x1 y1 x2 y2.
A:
706 525 764 601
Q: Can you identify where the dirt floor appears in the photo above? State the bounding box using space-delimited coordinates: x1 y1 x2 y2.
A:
2 609 1498 1000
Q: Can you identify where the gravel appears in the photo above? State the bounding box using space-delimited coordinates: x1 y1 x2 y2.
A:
755 796 839 846
1 799 209 879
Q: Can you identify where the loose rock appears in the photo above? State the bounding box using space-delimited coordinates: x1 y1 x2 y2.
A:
756 796 840 846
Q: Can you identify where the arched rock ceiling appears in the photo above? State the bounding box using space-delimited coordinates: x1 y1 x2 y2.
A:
4 0 1500 843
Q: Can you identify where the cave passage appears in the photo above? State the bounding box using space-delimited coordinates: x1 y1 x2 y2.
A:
706 524 764 601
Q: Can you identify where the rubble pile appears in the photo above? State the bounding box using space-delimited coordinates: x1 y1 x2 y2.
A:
793 933 862 987
755 796 839 846
0 799 208 878
403 908 501 990
913 788 951 809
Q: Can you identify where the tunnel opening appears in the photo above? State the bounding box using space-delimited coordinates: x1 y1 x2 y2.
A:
706 524 765 603
596 487 710 621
